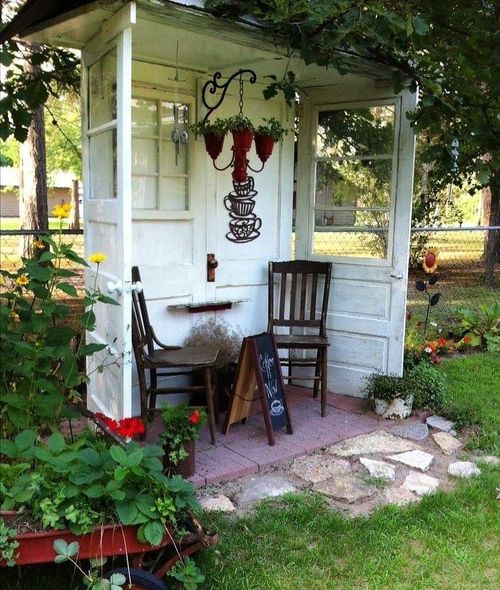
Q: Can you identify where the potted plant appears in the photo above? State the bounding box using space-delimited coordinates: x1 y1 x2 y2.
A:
190 118 227 160
254 117 288 163
226 114 254 150
161 406 207 478
364 372 414 419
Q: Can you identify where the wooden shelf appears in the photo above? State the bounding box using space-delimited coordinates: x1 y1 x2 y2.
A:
167 299 249 313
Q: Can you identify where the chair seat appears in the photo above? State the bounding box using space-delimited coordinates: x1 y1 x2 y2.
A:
145 345 219 368
274 334 329 348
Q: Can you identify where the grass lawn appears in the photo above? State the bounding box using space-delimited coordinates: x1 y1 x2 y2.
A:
0 218 73 231
438 352 500 454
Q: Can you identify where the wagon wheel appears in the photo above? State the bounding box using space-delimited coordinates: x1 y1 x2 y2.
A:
104 567 168 590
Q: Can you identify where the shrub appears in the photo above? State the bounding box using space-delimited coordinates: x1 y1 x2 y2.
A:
406 360 447 411
364 373 410 402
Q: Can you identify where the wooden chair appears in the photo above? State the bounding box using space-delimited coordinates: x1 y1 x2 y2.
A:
267 260 332 416
131 266 219 444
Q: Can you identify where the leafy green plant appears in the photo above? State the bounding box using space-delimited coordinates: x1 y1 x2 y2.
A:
0 211 119 436
405 360 447 411
453 301 500 352
169 557 205 590
0 430 201 547
0 519 19 566
225 114 254 132
364 373 411 402
255 117 288 141
189 118 227 137
415 274 441 337
53 539 125 589
161 406 207 465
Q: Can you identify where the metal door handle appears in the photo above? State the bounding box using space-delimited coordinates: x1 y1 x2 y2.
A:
390 273 403 280
107 280 143 295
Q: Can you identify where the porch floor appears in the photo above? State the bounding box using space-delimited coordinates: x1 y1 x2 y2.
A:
146 386 382 488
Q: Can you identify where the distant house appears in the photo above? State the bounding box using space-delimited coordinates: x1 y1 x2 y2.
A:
0 167 77 217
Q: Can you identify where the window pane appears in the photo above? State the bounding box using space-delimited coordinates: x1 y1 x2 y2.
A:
88 50 117 128
159 177 187 211
312 230 388 259
315 159 392 213
132 176 157 209
89 130 116 199
132 98 158 137
132 138 158 175
161 140 188 175
317 105 395 158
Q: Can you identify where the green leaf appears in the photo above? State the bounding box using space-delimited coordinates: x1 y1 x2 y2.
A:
110 445 129 465
47 432 65 453
53 538 69 556
97 294 120 306
67 541 79 557
15 429 37 452
114 466 128 481
142 520 165 546
85 484 106 498
56 282 78 297
115 499 138 525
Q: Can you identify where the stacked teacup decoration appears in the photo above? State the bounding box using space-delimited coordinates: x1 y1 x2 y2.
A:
224 177 262 243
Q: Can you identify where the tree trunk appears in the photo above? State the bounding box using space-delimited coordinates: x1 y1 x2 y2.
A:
19 43 48 257
483 174 499 286
68 179 80 229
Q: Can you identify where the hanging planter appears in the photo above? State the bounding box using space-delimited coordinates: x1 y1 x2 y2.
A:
190 119 227 161
254 118 288 163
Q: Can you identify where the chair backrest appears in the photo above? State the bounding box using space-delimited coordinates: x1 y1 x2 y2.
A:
131 266 155 360
268 260 332 336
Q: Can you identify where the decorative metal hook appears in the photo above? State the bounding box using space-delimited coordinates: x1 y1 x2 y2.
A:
202 69 257 123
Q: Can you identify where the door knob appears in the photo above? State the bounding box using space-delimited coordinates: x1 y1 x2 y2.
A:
207 254 218 282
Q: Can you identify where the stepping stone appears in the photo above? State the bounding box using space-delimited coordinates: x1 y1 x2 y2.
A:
384 487 418 506
448 461 481 479
314 474 375 504
291 455 351 484
236 475 296 505
392 423 429 441
402 471 440 496
360 457 396 481
432 432 463 455
426 415 454 432
388 450 434 472
200 494 235 513
327 431 419 457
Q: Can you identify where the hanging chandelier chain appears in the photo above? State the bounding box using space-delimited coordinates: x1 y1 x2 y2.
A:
238 74 244 116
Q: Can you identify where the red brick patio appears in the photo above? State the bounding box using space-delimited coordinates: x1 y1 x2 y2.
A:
146 386 382 488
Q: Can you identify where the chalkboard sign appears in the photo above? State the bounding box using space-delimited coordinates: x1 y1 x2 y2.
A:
223 333 292 445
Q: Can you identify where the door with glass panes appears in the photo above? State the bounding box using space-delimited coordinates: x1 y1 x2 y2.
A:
295 90 417 396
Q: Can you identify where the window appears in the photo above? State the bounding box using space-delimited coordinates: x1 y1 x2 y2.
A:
88 50 117 200
132 97 189 211
313 105 396 259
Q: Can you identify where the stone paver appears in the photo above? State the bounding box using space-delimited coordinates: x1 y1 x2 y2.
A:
432 432 463 455
402 471 440 496
448 461 481 479
388 449 434 472
314 475 375 504
384 487 418 506
291 455 351 484
392 422 429 441
359 457 396 481
426 415 454 432
236 474 297 505
327 430 419 457
200 494 236 512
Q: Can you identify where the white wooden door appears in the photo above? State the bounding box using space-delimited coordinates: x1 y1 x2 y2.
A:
295 85 417 396
206 92 294 332
82 5 135 418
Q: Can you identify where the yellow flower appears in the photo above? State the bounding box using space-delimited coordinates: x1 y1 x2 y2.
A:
52 202 71 219
89 252 107 264
15 274 29 286
423 249 438 273
9 311 20 322
33 239 45 249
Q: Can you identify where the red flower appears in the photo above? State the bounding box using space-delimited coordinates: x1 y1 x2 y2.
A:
189 410 201 425
431 353 441 365
437 336 447 348
95 413 144 438
463 336 472 344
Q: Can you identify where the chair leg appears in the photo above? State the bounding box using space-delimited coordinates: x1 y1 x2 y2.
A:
148 369 157 420
213 369 220 425
204 367 217 445
313 349 321 399
321 347 328 417
288 349 293 385
137 367 149 440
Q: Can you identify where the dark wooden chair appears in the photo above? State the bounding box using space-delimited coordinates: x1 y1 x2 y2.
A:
131 266 219 444
267 260 332 416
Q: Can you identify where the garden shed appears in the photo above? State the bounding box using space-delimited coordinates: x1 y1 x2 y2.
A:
3 0 417 421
